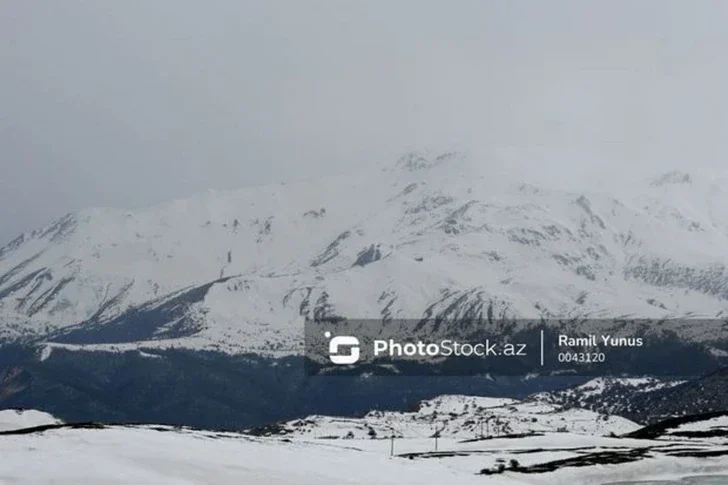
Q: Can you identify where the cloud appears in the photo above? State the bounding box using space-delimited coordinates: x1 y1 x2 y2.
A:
2 1 728 241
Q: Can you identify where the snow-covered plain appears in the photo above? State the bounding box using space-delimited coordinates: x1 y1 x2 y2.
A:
0 420 726 484
0 394 726 485
3 153 728 354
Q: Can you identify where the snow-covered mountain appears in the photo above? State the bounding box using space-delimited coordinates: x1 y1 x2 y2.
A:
3 151 728 353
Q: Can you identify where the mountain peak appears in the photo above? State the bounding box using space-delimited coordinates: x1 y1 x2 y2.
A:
650 170 693 187
2 153 728 353
390 150 465 172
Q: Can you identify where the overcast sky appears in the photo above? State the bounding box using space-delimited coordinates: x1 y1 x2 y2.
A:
3 1 728 242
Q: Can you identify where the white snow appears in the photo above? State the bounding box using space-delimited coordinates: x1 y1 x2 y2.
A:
0 421 726 484
262 394 640 440
2 152 728 353
673 416 728 433
0 409 61 431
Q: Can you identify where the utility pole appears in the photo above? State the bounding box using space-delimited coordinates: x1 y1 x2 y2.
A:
432 424 444 452
390 435 394 457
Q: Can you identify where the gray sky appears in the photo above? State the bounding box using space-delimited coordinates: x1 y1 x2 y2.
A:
3 1 728 242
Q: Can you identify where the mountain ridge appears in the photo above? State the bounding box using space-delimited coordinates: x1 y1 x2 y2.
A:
2 152 728 354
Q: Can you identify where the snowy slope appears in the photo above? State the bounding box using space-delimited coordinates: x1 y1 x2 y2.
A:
1 414 727 484
671 415 728 435
248 393 639 439
0 424 494 485
0 409 61 431
529 377 686 418
3 152 728 353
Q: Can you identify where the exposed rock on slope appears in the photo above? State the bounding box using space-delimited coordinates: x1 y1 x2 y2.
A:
2 152 728 353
